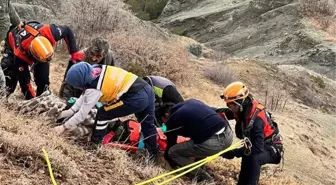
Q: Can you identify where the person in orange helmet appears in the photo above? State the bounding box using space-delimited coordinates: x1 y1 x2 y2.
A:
215 81 284 185
1 20 84 100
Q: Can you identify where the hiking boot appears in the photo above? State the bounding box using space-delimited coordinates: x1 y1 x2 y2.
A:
196 172 214 183
187 171 214 183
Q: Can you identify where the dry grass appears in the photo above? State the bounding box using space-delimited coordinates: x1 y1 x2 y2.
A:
0 58 304 185
0 101 187 185
0 99 300 185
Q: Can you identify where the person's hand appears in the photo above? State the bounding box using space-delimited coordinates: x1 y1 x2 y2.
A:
71 51 85 63
16 22 24 30
57 109 75 121
54 125 66 135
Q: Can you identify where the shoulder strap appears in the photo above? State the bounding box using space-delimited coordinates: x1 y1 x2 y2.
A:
23 24 39 37
243 104 264 136
14 22 41 56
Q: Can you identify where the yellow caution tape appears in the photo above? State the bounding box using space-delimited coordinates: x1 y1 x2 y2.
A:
42 147 58 185
136 140 244 185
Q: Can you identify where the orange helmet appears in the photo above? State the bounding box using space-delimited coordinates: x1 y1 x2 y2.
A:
29 36 54 62
220 81 249 103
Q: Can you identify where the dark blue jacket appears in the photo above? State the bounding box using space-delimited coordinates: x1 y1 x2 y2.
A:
165 99 229 150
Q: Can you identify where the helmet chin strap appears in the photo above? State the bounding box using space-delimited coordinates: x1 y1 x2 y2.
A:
233 98 245 112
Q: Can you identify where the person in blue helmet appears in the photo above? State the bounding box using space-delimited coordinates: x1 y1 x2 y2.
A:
54 62 159 161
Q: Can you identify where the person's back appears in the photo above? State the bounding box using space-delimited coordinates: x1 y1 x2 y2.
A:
164 98 233 183
167 99 227 143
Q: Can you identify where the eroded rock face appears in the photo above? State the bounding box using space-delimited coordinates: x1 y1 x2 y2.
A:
161 0 205 18
159 0 335 79
12 3 56 22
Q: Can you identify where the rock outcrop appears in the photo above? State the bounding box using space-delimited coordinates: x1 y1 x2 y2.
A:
159 0 336 79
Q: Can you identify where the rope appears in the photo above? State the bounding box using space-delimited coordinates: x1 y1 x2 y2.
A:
42 147 58 185
135 140 245 185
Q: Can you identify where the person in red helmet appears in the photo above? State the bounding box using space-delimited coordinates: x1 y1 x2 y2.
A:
1 20 84 100
216 81 284 185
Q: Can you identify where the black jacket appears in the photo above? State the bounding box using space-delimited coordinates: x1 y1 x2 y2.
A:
165 99 229 151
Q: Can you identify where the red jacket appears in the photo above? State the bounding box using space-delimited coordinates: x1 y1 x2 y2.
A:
7 22 78 65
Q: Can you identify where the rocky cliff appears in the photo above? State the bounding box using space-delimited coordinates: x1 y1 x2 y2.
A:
159 0 336 79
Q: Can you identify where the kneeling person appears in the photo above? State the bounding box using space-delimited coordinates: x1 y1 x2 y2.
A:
163 99 233 182
54 62 159 159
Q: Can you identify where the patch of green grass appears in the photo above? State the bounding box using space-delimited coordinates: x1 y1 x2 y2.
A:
125 0 168 20
171 27 187 36
310 75 326 88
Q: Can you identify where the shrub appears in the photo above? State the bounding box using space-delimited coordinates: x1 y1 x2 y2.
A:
299 0 336 30
310 75 326 89
204 64 238 87
108 31 190 84
58 0 134 48
260 82 288 112
52 0 191 84
299 0 335 17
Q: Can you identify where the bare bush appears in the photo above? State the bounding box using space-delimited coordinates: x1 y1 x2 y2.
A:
260 81 288 112
319 15 336 30
50 0 189 83
108 31 190 84
299 0 336 30
58 0 135 48
204 64 238 87
299 0 335 17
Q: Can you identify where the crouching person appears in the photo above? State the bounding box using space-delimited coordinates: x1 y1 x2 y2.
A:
217 81 283 185
54 62 159 160
162 99 233 183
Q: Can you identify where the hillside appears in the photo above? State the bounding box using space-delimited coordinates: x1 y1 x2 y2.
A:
0 0 335 185
159 0 336 80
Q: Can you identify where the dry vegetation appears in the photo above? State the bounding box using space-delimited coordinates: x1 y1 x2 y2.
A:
108 32 190 83
299 0 336 36
203 63 238 87
1 0 335 184
52 0 191 84
0 94 299 185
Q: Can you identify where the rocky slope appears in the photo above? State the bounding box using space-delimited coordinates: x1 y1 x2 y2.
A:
159 0 336 79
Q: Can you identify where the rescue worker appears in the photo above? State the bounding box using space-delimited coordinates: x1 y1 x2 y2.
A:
216 81 283 185
0 0 21 93
54 62 159 160
59 37 116 99
1 19 83 100
143 75 184 126
162 99 233 183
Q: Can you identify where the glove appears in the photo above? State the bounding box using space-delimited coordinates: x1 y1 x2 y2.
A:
57 108 75 121
71 51 85 63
